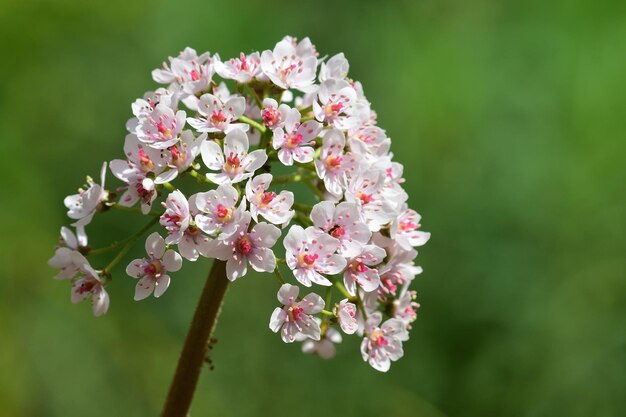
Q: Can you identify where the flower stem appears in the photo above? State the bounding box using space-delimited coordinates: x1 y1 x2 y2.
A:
102 216 159 274
161 260 230 417
239 115 266 134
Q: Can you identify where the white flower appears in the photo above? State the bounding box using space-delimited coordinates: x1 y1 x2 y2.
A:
126 232 182 300
193 183 246 239
393 290 420 328
314 128 359 197
136 103 186 149
319 53 349 82
162 130 206 180
152 47 216 96
261 36 318 92
309 201 371 258
360 312 408 372
64 162 108 229
343 244 386 296
207 213 280 281
177 194 214 261
200 129 267 184
48 226 88 280
272 107 322 166
337 299 358 334
160 190 190 245
188 93 247 134
215 52 262 83
313 79 362 130
390 207 431 250
301 319 342 359
344 170 399 232
71 262 109 317
283 225 346 287
261 98 290 130
126 88 179 133
245 173 294 226
269 283 324 343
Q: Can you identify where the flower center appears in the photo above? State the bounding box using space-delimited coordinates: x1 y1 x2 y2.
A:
260 191 276 206
358 192 374 205
138 149 154 173
350 261 367 274
77 277 97 294
399 220 419 232
287 304 304 321
225 152 242 173
170 146 186 168
298 252 318 268
211 110 227 128
286 133 303 148
325 155 343 169
155 120 173 139
236 236 253 255
215 204 232 223
369 330 388 347
190 69 201 81
144 259 163 277
329 225 345 239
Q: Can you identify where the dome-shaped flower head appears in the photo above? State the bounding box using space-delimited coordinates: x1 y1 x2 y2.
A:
71 262 109 317
136 103 186 149
215 52 262 83
283 225 347 287
126 232 182 300
269 283 324 343
208 213 280 281
261 36 318 92
193 183 246 239
343 244 386 296
301 318 342 359
245 173 294 226
188 93 247 134
360 312 409 372
160 190 191 245
390 207 431 250
272 108 322 166
64 162 108 230
310 201 371 257
337 299 358 334
200 129 267 184
48 226 88 280
152 47 216 97
314 129 359 197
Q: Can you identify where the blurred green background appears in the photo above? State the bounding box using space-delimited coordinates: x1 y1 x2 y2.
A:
1 0 625 416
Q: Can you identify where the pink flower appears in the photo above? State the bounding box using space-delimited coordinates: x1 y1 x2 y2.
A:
126 232 182 300
215 52 262 83
188 93 247 134
136 103 186 149
344 170 400 232
309 201 371 258
207 213 280 281
160 190 190 245
71 262 109 317
200 129 267 184
390 207 431 250
343 245 386 296
272 108 322 166
261 98 290 130
261 36 318 92
193 183 246 239
313 79 363 130
360 312 408 372
152 47 216 97
269 283 324 343
393 290 420 329
177 194 213 261
337 299 358 334
245 173 294 226
314 128 359 197
64 162 108 230
319 53 349 82
48 226 88 280
283 225 346 287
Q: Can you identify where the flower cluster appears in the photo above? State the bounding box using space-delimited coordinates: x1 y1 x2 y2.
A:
49 36 430 372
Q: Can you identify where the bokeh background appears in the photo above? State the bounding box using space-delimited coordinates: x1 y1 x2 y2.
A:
1 0 625 416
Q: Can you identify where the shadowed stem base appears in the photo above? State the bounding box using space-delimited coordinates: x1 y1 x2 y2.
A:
161 260 229 417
